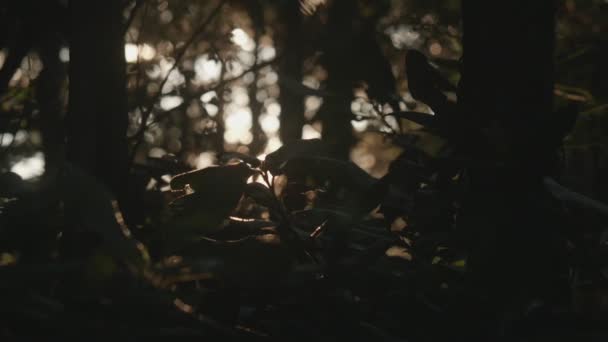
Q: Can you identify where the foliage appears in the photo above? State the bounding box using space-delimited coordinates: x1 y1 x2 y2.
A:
1 0 607 340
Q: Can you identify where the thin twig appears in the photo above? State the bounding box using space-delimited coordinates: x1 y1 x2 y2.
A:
123 0 146 34
129 0 227 166
132 57 279 133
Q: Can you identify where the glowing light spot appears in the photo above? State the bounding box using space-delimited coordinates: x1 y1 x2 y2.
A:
266 102 281 116
302 124 321 139
139 43 156 60
304 96 323 120
194 54 222 84
160 10 173 24
385 25 420 49
11 152 45 180
232 86 249 106
160 96 183 111
59 47 70 62
260 114 280 134
224 107 252 144
385 246 412 261
200 90 217 103
173 298 193 313
204 103 219 117
163 69 185 93
256 89 268 102
351 120 368 132
196 152 215 169
226 60 244 78
0 133 14 147
243 72 255 84
237 50 255 66
146 64 161 79
125 43 139 63
303 76 320 89
148 147 167 158
264 71 279 85
259 46 276 61
14 130 28 146
351 151 375 170
225 108 252 130
122 43 156 63
231 28 255 52
264 136 283 154
351 100 362 113
429 42 442 56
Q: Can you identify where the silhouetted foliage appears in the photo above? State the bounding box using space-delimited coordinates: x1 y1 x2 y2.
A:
0 0 607 340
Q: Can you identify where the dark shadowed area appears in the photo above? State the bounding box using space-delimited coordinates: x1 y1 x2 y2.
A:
0 0 607 340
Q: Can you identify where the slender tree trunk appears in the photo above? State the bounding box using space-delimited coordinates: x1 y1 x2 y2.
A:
460 0 566 318
317 0 357 159
278 1 305 144
67 0 128 201
37 33 65 177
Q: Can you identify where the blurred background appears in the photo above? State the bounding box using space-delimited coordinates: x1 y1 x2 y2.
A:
0 0 606 197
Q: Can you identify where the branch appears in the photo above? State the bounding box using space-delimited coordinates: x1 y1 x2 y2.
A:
128 0 227 166
123 0 146 34
544 177 608 219
136 56 280 131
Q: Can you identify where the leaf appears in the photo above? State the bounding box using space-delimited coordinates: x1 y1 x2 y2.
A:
279 156 376 191
262 139 329 174
166 163 255 237
170 233 293 288
143 155 189 177
393 131 447 158
170 162 254 192
291 208 354 231
208 217 277 241
279 156 384 214
243 182 276 210
387 111 438 130
219 152 262 168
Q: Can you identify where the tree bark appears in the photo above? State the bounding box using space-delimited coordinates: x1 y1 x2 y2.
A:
460 0 566 312
67 0 128 201
278 1 305 145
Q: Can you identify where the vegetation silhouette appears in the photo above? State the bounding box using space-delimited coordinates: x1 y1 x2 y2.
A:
0 0 607 340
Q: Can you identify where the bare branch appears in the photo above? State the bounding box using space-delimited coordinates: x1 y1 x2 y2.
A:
128 0 227 166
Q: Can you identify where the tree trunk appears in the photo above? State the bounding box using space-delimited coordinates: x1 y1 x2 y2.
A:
460 0 566 316
278 1 305 144
316 0 358 159
37 32 66 177
67 0 128 201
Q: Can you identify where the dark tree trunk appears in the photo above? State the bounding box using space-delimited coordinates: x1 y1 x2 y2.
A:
278 1 305 144
37 33 66 177
67 0 128 201
460 0 567 321
316 0 358 159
